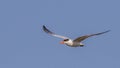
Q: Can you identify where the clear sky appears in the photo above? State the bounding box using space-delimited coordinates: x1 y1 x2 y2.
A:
0 0 120 68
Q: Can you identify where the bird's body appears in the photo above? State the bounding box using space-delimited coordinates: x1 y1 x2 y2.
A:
61 39 84 47
42 25 110 47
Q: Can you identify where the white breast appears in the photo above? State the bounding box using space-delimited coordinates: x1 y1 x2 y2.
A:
64 39 73 46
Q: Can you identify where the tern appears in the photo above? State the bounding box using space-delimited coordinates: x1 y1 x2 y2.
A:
42 25 110 47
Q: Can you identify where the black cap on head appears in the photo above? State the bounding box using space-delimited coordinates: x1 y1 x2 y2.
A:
63 39 69 41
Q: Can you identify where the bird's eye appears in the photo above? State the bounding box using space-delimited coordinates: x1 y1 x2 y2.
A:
64 39 69 41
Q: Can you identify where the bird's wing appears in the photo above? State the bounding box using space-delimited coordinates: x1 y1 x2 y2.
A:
73 30 110 43
43 25 69 39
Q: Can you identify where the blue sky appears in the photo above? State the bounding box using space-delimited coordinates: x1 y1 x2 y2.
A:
0 0 120 68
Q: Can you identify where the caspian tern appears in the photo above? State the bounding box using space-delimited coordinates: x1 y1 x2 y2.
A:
43 25 110 47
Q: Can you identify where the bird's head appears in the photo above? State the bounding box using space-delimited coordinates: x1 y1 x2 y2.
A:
60 39 73 45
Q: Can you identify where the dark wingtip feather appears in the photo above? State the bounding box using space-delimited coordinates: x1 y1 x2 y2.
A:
42 25 46 32
42 25 46 31
91 30 111 36
106 30 111 32
102 30 111 34
42 25 54 34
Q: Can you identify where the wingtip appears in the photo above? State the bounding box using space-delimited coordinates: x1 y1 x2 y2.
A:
42 25 46 28
42 25 46 31
106 30 111 33
42 25 54 34
99 30 111 35
42 25 47 30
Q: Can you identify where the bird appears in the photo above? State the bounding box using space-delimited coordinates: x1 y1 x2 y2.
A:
42 25 110 47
